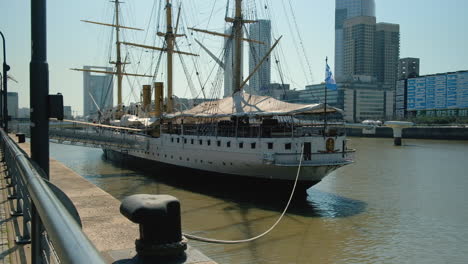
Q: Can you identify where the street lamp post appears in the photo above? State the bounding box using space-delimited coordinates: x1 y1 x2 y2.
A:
0 31 10 132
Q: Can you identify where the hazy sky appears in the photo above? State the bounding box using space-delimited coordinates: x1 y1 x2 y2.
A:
1 0 468 115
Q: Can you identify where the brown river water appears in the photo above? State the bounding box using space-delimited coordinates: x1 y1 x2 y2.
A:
50 137 468 264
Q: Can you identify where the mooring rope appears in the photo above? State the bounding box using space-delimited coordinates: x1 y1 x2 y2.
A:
183 144 305 244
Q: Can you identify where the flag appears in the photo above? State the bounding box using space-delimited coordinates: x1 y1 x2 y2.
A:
325 60 337 90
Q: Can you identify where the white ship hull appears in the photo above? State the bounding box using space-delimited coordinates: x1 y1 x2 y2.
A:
101 131 354 185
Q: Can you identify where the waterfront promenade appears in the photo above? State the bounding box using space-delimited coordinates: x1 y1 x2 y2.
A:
0 136 216 264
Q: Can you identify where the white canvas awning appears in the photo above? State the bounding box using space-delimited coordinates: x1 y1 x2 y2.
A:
165 92 342 119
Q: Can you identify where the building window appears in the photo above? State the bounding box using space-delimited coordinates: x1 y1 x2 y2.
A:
217 140 221 147
268 143 273 149
251 142 256 149
285 143 292 150
239 142 244 148
227 141 231 148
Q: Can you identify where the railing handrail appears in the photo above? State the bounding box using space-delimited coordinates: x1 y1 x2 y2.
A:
274 149 356 157
0 129 106 264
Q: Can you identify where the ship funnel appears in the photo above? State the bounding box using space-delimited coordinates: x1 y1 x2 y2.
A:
142 85 151 112
154 82 164 117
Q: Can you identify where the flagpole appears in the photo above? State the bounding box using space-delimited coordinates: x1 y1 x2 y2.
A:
324 57 328 137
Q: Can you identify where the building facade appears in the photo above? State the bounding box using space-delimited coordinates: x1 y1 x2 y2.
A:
18 108 30 119
303 84 342 107
83 66 113 117
375 23 400 86
398 57 420 80
7 92 19 119
300 82 394 122
63 106 72 119
249 20 271 95
343 16 377 80
397 70 468 118
342 83 394 122
335 0 376 81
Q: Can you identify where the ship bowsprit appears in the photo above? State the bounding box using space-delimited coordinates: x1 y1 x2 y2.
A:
48 128 145 149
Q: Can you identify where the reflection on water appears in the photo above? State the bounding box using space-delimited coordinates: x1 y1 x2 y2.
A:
50 138 468 264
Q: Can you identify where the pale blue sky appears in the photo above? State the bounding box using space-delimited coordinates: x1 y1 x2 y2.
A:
1 0 467 115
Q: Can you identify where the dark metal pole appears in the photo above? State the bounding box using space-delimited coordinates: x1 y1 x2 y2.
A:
324 58 328 136
30 0 49 263
0 31 10 131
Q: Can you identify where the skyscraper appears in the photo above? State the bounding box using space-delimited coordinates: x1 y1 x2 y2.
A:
335 0 376 80
375 23 400 85
83 66 114 116
343 16 377 78
249 20 271 95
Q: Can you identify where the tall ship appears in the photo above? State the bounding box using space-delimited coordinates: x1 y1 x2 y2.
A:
72 0 355 193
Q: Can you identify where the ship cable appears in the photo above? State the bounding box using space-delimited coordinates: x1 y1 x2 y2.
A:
183 144 304 244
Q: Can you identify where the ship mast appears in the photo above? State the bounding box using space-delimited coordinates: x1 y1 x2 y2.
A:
165 0 175 113
232 0 243 94
117 0 197 114
114 0 123 110
72 1 153 118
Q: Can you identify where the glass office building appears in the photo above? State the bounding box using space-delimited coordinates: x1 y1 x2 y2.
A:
335 0 376 80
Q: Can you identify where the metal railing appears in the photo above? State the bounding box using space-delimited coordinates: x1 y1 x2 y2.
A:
274 150 356 166
1 129 106 264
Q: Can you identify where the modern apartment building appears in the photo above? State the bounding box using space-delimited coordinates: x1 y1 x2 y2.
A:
335 0 376 81
343 16 377 79
375 23 400 86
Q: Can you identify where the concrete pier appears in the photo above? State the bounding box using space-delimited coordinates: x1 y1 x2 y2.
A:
384 121 414 146
0 137 216 263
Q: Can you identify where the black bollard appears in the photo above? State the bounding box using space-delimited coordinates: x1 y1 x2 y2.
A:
120 194 187 258
16 133 25 143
